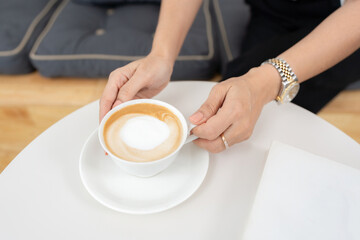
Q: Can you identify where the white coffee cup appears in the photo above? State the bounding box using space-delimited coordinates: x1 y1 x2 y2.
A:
98 99 197 177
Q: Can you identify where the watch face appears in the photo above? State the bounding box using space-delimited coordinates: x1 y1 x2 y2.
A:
283 82 300 103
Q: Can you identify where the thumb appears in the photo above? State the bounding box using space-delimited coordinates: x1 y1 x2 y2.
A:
189 84 227 125
116 70 146 103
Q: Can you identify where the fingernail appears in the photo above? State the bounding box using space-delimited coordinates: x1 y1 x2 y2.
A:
190 112 204 123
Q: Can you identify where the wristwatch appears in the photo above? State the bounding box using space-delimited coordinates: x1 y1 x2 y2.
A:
262 58 300 104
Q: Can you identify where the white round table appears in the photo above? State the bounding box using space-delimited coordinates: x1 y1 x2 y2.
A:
1 81 359 240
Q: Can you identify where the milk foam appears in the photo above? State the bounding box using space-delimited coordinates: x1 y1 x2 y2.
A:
120 116 170 150
104 109 182 162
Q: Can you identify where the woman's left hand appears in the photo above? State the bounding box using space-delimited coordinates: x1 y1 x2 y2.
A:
189 65 280 153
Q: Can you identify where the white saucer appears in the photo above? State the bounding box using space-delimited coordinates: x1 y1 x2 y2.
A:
79 130 209 215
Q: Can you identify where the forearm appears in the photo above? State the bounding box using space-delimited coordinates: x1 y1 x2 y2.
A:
279 0 360 83
251 0 360 104
151 0 203 63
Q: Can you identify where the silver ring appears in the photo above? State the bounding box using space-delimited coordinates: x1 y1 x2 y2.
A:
221 133 230 149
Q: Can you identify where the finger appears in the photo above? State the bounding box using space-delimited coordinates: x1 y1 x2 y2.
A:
189 84 230 125
223 118 254 143
115 69 147 103
134 90 154 100
99 67 132 122
193 136 226 153
99 82 119 122
191 101 236 141
112 91 143 109
194 122 251 153
135 83 168 99
191 89 244 140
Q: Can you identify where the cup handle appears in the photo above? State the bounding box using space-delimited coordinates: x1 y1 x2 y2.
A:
184 123 198 144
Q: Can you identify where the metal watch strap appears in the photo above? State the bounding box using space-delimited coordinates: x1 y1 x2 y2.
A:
261 58 299 102
262 58 298 84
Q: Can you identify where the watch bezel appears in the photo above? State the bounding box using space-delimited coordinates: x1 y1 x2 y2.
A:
262 58 300 104
279 81 300 103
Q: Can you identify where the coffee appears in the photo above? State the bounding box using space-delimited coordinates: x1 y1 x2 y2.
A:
103 103 183 162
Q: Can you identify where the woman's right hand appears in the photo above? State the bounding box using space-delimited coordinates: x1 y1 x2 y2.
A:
99 53 174 122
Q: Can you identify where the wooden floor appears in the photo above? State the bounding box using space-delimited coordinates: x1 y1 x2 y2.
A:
0 72 359 173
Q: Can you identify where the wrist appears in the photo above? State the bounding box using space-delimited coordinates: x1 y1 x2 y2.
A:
244 65 282 105
149 47 177 65
147 51 176 72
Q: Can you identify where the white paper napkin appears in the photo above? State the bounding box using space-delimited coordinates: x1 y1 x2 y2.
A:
243 141 360 240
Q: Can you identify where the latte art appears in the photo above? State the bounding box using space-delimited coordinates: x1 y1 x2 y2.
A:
103 104 183 162
120 115 170 150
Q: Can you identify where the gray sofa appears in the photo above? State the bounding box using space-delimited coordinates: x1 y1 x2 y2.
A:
0 0 60 74
0 0 250 80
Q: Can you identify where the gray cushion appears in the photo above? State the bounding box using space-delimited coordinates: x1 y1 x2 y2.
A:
30 0 218 79
211 0 250 74
0 0 59 74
